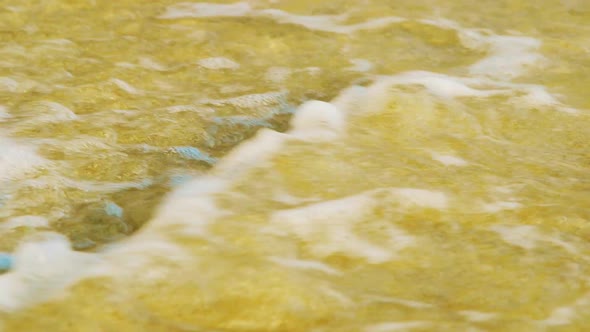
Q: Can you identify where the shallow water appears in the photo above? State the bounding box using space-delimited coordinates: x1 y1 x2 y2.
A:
1 0 590 331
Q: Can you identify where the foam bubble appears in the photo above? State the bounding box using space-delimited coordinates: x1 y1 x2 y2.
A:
160 3 405 34
147 176 227 236
469 36 544 80
272 190 320 205
392 188 448 209
288 100 346 141
346 70 577 116
219 84 252 94
539 293 590 327
197 57 240 70
269 189 419 263
0 233 99 311
99 234 189 278
419 18 544 81
213 128 287 180
159 2 252 19
0 216 49 230
212 99 346 179
431 153 468 166
138 56 168 71
541 307 577 326
490 225 539 249
19 176 152 193
483 201 522 212
0 105 11 120
258 9 405 34
365 321 430 332
347 59 374 72
0 77 18 92
382 71 503 99
18 101 78 123
364 295 433 309
110 78 141 95
0 139 47 182
459 310 497 322
330 85 370 115
265 67 292 83
267 256 341 275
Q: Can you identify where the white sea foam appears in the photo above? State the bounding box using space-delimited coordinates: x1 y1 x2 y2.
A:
459 310 497 322
288 100 346 141
16 101 78 123
419 18 544 80
258 9 405 34
159 2 405 34
147 176 227 235
0 233 99 311
491 225 579 255
213 128 287 180
431 153 468 166
159 2 252 19
392 188 448 209
265 67 292 83
490 225 540 249
18 176 152 193
0 18 573 313
483 201 522 212
159 2 567 118
267 256 340 275
92 99 348 277
0 139 47 182
347 59 374 72
0 216 49 230
0 77 18 92
268 188 444 263
469 36 544 80
344 70 577 116
365 321 430 332
213 99 345 179
158 2 544 85
197 57 240 70
110 78 141 95
138 56 168 71
539 292 590 327
2 95 353 306
364 295 433 309
541 306 577 326
0 105 11 120
272 190 321 205
376 71 506 99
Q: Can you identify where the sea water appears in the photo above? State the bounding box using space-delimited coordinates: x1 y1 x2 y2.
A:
1 0 590 331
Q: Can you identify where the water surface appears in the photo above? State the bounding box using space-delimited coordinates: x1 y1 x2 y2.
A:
1 1 590 331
